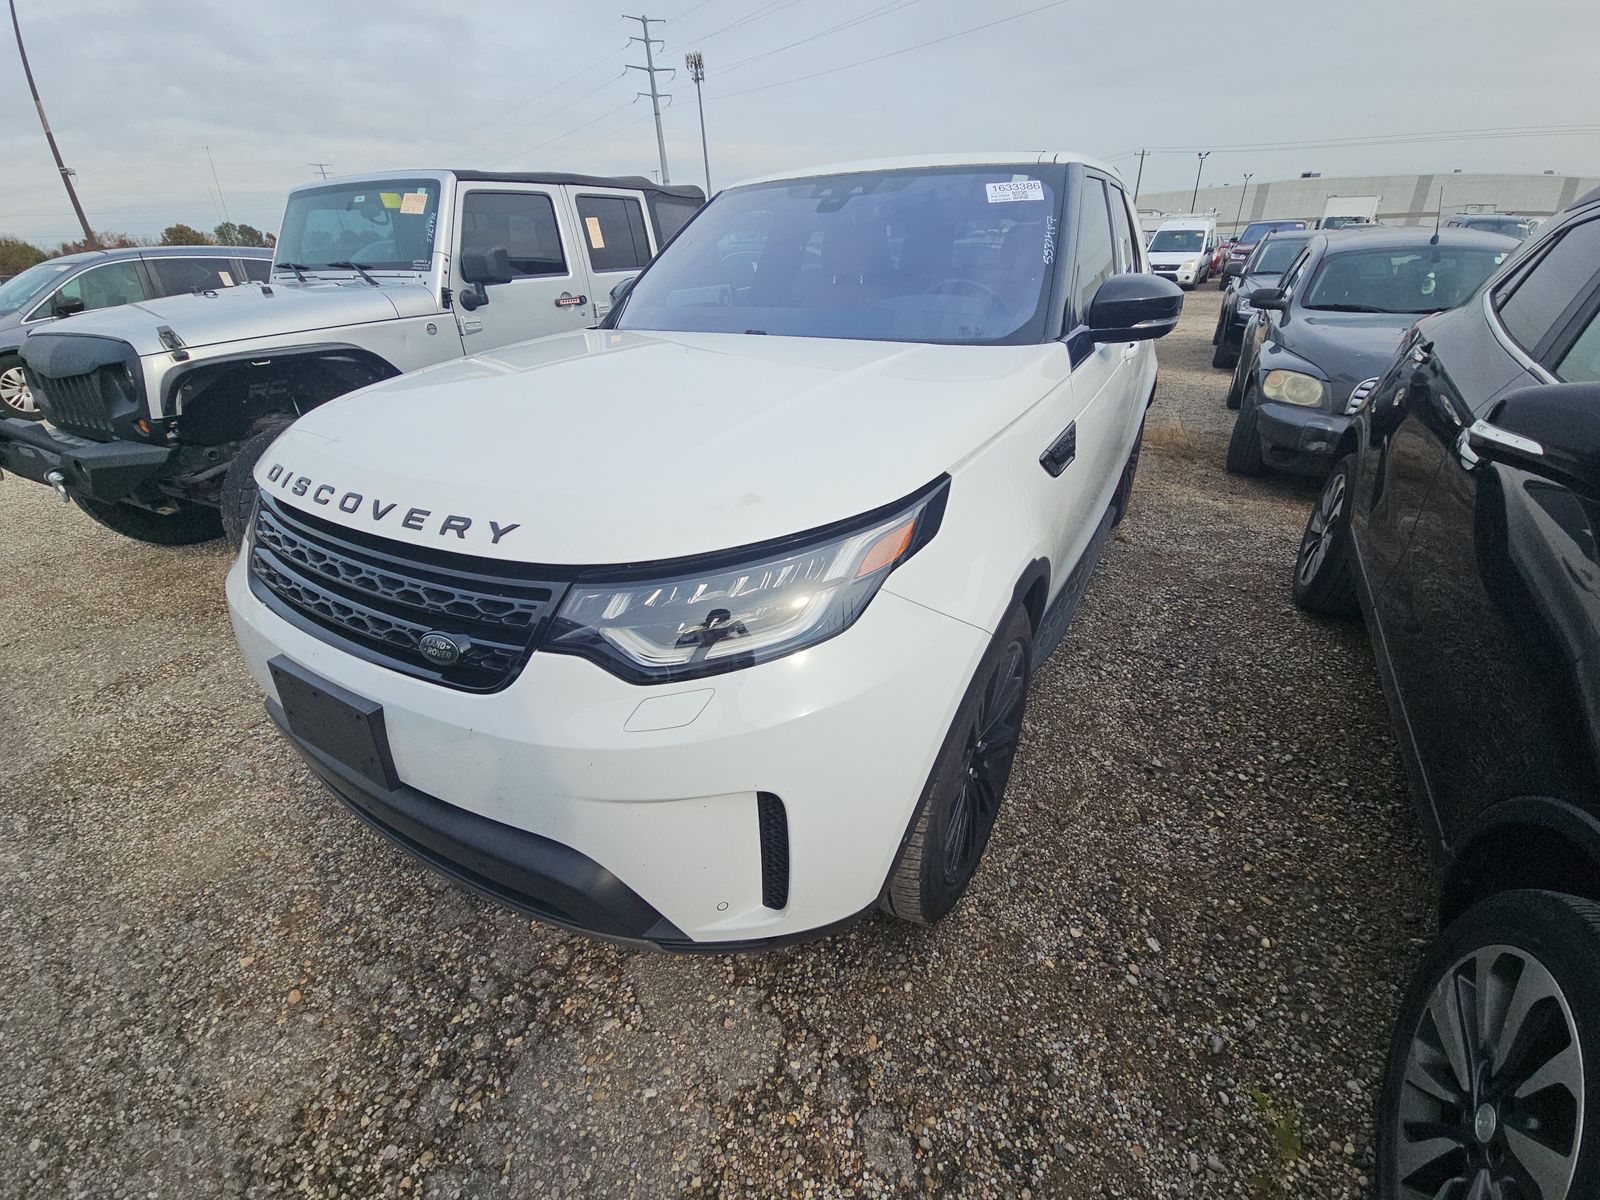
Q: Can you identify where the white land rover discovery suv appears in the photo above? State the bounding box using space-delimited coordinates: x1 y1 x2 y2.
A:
226 153 1182 949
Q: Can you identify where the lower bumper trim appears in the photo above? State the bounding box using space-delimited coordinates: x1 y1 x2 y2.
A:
0 416 171 500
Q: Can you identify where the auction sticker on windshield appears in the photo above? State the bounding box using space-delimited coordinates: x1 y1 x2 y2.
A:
986 180 1045 203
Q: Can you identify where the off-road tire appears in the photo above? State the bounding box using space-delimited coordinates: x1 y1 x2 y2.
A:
222 425 290 546
884 605 1033 925
73 496 223 545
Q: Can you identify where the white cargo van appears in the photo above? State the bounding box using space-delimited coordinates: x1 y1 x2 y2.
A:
1146 216 1217 287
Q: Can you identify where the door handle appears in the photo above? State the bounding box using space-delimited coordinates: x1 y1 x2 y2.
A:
555 292 588 309
1040 422 1077 477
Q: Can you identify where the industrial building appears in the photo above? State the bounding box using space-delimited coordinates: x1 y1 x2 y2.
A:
1136 171 1600 235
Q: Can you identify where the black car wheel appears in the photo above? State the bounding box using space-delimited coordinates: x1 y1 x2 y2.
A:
0 354 40 420
1225 381 1267 475
1378 890 1600 1200
1292 453 1359 616
884 604 1032 925
1212 325 1239 369
222 424 290 546
73 496 224 545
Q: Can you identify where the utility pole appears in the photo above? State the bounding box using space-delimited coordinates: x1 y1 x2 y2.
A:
1190 150 1211 214
9 0 94 247
1233 172 1253 235
685 51 710 196
1132 149 1148 203
309 162 333 179
624 13 672 185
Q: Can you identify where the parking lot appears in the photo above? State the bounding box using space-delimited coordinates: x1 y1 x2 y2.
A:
0 288 1435 1199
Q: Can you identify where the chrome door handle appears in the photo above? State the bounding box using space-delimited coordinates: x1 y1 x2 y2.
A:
555 292 588 309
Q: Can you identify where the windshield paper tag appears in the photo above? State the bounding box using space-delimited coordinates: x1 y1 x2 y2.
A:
986 180 1044 204
400 192 428 215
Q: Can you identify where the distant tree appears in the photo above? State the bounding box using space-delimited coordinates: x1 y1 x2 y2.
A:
160 223 213 246
52 231 144 255
0 237 48 275
214 222 273 248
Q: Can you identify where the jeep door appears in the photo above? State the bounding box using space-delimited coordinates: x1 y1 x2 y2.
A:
450 183 595 351
563 188 660 321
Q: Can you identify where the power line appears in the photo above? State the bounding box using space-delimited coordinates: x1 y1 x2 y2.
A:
457 42 629 153
546 109 655 167
721 0 918 75
487 100 639 167
459 68 630 162
720 0 1074 99
681 0 806 45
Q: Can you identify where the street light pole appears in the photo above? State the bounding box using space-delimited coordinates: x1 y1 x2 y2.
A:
1233 172 1253 235
8 0 94 246
686 51 710 196
1190 151 1211 214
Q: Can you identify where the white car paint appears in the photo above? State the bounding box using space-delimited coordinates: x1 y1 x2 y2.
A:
1147 216 1217 287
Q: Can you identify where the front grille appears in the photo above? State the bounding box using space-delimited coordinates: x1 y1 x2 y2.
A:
756 793 790 910
32 366 120 439
249 495 567 692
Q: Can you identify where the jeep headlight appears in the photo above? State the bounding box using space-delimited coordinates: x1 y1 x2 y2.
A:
1262 369 1327 407
546 480 949 682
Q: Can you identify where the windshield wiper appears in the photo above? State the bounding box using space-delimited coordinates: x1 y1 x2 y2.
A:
274 262 312 282
1307 303 1390 313
327 261 380 286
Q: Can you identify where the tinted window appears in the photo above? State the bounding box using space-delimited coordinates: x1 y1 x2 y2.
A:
1497 218 1600 353
54 261 148 312
1556 306 1600 382
650 195 702 244
1279 250 1313 296
1074 180 1116 317
1240 221 1305 243
616 167 1061 345
460 191 567 278
1304 246 1509 314
147 256 242 295
1149 229 1205 253
1106 185 1136 272
575 195 652 273
242 257 270 283
276 179 440 272
1250 237 1309 276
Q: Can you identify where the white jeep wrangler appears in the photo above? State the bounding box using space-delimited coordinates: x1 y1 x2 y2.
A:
0 170 702 545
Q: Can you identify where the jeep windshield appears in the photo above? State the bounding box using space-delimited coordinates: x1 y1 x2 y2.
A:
273 179 441 274
613 166 1065 345
1304 246 1511 314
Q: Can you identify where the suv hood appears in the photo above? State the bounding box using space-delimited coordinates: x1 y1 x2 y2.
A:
259 329 1063 564
39 278 437 356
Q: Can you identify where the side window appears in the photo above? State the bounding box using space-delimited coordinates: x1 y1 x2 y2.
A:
147 257 240 296
1556 309 1600 382
574 195 652 273
1073 179 1116 319
649 195 702 245
1278 250 1312 297
241 257 271 283
1106 185 1137 273
460 191 567 278
1496 218 1600 359
54 261 149 313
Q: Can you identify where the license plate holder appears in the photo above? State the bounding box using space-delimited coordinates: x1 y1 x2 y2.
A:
269 656 399 791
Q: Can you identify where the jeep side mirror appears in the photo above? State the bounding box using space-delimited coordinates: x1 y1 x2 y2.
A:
1082 273 1184 343
1465 382 1600 490
1250 287 1287 311
52 295 86 318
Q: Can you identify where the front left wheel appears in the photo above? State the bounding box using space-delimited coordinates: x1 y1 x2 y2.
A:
1378 890 1600 1200
0 354 40 420
1292 454 1359 616
884 604 1032 925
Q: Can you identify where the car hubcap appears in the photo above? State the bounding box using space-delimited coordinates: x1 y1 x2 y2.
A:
941 641 1026 884
1298 470 1347 586
1392 945 1584 1199
0 365 36 414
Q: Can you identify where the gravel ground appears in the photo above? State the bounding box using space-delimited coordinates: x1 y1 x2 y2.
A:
0 287 1435 1199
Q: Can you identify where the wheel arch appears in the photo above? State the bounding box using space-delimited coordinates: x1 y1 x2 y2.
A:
1009 556 1051 634
1440 795 1600 924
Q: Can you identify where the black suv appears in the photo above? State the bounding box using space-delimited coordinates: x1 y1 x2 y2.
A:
1292 190 1600 1199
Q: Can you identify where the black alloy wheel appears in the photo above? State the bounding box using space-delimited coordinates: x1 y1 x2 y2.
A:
1292 454 1359 616
938 638 1027 889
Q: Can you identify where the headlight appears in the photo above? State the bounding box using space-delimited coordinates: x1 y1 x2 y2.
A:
545 480 949 682
1262 369 1327 407
1182 259 1199 270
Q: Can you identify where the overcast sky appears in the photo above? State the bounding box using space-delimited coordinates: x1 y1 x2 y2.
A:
4 0 1597 247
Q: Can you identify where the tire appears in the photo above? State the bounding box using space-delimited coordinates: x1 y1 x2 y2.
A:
222 425 290 547
1225 382 1266 475
1377 890 1600 1200
1211 330 1239 370
1111 419 1144 527
73 496 223 545
1292 453 1359 616
884 604 1033 925
1211 309 1223 345
0 353 41 421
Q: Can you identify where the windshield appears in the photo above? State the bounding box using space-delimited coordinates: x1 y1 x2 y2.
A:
1249 237 1308 276
1149 229 1204 253
0 259 81 316
1239 221 1304 244
614 167 1063 344
274 179 442 273
1464 217 1535 239
1303 246 1511 314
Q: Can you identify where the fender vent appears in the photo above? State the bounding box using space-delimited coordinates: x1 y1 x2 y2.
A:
756 792 789 910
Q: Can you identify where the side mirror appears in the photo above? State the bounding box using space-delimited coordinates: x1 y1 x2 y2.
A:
610 275 638 307
1223 261 1246 279
460 247 513 287
1250 287 1287 311
1083 273 1184 343
52 295 85 318
1466 382 1600 489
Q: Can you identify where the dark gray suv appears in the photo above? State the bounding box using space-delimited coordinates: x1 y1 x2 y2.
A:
0 246 271 419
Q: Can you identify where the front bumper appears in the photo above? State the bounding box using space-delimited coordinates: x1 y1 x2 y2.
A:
227 550 991 947
1153 265 1202 286
0 416 173 502
1254 402 1351 475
